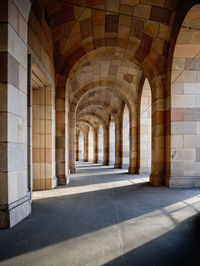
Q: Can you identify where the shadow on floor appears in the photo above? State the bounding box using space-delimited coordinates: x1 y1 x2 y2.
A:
103 214 200 266
0 163 200 265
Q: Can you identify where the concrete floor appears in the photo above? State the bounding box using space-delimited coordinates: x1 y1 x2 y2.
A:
0 163 200 266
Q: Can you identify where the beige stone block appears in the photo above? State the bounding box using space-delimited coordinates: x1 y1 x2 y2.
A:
171 83 184 95
19 64 27 94
175 71 196 83
158 24 171 41
106 0 120 13
46 90 53 105
45 106 52 120
141 0 165 6
18 170 27 199
195 95 200 107
8 171 18 203
8 24 27 68
171 135 184 148
174 44 200 58
8 143 27 171
56 99 65 111
170 161 184 177
46 134 53 149
56 161 65 176
183 162 200 177
184 135 200 148
171 149 195 161
177 31 200 45
184 83 200 95
8 113 27 144
172 58 185 71
133 4 151 19
45 163 53 178
121 0 139 6
8 83 27 118
196 122 200 134
171 122 196 135
143 21 159 38
171 95 195 108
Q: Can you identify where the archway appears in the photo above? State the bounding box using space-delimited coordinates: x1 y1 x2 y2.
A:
78 132 84 162
98 125 104 164
139 79 152 174
122 105 130 169
88 128 94 162
168 4 200 187
109 121 115 166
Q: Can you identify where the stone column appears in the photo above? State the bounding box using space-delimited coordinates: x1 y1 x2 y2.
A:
93 128 98 163
150 77 165 185
129 110 139 174
103 125 109 165
56 85 67 185
114 120 123 168
69 109 76 174
0 0 31 228
83 131 89 162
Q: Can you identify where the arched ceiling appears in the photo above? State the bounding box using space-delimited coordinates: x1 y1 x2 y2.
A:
45 0 174 81
44 0 177 133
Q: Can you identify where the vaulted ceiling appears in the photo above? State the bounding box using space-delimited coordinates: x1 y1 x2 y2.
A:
43 0 179 134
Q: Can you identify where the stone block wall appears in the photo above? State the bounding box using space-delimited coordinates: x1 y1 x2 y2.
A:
32 85 56 190
167 4 200 187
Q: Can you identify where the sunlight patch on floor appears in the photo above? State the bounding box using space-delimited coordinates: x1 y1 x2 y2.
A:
33 176 149 200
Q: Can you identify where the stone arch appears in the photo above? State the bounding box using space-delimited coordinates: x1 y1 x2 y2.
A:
167 3 200 187
122 104 130 169
138 78 152 175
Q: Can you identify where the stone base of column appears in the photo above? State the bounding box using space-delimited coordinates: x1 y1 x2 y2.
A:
103 161 109 166
0 195 31 229
57 175 70 185
83 159 88 162
150 173 163 185
114 164 122 169
92 160 98 164
128 166 137 174
70 167 76 174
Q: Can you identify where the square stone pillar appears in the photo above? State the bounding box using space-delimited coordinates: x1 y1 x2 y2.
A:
0 0 31 228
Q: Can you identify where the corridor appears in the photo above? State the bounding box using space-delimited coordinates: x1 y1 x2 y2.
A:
0 163 200 266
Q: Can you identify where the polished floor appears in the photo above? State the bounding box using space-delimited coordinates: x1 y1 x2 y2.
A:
0 162 200 266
